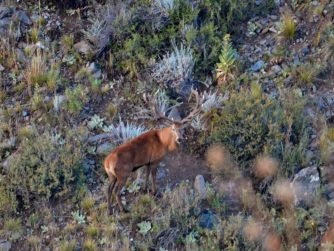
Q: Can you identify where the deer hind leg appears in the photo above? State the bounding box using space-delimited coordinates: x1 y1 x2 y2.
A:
115 174 129 213
107 175 117 215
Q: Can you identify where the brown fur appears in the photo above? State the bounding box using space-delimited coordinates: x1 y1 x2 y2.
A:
104 126 180 214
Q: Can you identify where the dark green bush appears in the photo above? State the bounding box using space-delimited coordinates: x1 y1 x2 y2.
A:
65 85 87 114
106 0 276 79
206 84 309 176
5 129 86 209
0 176 17 217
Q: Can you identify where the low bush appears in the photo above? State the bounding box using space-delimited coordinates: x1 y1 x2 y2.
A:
4 128 86 210
0 176 17 218
205 84 309 176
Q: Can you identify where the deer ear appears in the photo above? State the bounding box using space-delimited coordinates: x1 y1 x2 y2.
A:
171 124 176 130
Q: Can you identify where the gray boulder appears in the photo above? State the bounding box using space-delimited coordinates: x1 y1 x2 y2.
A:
291 166 320 207
198 209 218 229
194 175 207 199
0 7 32 39
0 240 11 251
74 41 93 55
96 142 113 155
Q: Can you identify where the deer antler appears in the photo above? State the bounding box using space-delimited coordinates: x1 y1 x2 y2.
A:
179 89 204 125
138 89 203 126
138 90 180 123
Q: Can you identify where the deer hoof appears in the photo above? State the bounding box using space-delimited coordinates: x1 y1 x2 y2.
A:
150 191 157 197
122 208 129 213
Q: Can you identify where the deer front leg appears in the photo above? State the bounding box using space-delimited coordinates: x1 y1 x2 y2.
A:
145 164 151 192
150 163 158 196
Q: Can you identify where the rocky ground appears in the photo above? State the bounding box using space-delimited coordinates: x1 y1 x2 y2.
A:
0 0 334 250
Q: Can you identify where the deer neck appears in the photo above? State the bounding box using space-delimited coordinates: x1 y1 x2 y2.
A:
158 127 176 152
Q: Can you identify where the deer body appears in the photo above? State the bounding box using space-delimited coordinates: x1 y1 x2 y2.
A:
104 126 180 214
104 89 203 214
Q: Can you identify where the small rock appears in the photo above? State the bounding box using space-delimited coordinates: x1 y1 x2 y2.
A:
291 166 320 207
274 0 283 6
293 54 300 65
198 209 218 229
328 191 334 200
0 7 14 19
88 159 95 165
157 168 168 180
96 142 113 155
0 240 11 251
74 41 92 55
87 133 112 143
93 70 102 79
301 47 310 56
194 175 207 199
87 62 101 79
53 95 65 112
0 64 4 71
255 0 262 5
270 15 278 20
261 27 269 34
15 48 26 64
311 1 319 6
88 62 98 73
305 150 314 162
179 78 198 98
269 27 278 33
13 10 32 25
168 107 181 121
271 64 282 74
0 17 11 30
250 60 265 72
22 110 29 117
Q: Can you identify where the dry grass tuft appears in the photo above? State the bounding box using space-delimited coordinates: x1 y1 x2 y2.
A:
272 179 295 207
205 144 236 176
254 156 279 178
25 49 47 96
243 219 263 242
279 14 297 41
263 232 282 251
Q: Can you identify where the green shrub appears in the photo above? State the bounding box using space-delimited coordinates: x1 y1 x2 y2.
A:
0 176 17 217
101 0 275 79
5 128 86 209
65 85 87 114
320 126 334 164
206 84 309 176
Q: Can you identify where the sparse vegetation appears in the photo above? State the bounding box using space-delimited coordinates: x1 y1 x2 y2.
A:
1 0 334 250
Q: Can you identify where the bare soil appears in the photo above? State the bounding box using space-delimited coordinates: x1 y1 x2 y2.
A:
157 150 211 188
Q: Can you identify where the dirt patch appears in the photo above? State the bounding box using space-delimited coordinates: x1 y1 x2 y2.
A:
157 151 211 189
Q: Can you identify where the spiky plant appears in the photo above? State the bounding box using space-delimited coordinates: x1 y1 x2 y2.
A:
152 43 194 91
216 34 238 85
103 117 146 145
